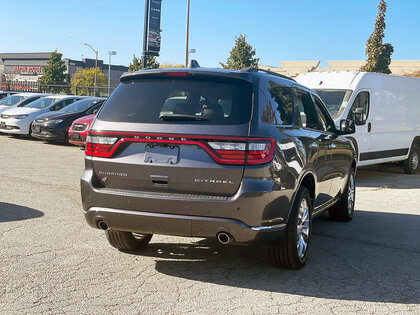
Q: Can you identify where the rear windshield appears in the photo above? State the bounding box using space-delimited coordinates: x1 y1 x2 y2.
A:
97 78 253 125
0 95 27 106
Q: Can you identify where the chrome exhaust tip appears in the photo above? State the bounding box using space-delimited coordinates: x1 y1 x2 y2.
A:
97 221 109 231
217 232 232 245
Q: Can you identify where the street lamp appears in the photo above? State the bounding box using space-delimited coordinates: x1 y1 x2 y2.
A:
84 43 98 95
107 51 117 96
185 0 190 67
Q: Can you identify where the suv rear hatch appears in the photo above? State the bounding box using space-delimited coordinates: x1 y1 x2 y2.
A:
87 71 272 197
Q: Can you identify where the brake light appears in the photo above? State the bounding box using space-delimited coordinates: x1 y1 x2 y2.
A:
85 135 118 157
85 132 275 165
164 72 189 77
208 140 274 165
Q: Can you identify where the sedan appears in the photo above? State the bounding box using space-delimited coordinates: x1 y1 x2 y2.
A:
31 97 105 142
0 95 82 136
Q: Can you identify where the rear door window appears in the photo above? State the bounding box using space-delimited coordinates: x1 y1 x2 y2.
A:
97 78 253 125
260 79 294 125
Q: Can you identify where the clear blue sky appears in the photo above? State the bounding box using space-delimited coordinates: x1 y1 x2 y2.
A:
2 0 420 67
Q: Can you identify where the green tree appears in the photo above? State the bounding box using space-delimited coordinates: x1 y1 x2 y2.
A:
70 67 108 96
220 34 259 70
39 50 68 93
360 0 394 74
128 54 159 71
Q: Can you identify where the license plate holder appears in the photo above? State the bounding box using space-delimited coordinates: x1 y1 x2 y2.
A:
34 125 40 133
0 121 5 129
144 145 179 164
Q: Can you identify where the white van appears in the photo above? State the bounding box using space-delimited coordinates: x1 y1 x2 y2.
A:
296 71 420 174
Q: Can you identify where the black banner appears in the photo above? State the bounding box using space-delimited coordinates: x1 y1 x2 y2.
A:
146 0 162 56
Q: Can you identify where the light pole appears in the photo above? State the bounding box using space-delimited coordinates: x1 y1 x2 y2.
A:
84 43 98 95
185 0 190 67
107 51 117 96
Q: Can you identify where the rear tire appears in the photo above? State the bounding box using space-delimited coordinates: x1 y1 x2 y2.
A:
402 145 419 174
268 187 312 269
329 168 355 222
105 230 152 250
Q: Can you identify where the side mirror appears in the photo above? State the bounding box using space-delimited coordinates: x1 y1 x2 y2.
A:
339 119 355 135
352 108 365 125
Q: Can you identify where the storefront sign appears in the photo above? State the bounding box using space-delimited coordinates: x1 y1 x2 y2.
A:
13 66 42 73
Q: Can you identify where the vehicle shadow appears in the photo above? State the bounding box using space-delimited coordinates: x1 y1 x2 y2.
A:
356 164 420 189
124 210 419 304
0 202 44 222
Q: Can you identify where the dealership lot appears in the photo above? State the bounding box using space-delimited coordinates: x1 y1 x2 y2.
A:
0 135 419 314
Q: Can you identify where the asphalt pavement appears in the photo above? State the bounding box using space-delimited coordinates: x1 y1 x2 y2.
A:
0 135 419 314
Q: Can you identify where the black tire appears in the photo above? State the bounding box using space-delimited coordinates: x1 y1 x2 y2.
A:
402 145 419 174
268 187 312 269
329 168 355 222
105 230 152 250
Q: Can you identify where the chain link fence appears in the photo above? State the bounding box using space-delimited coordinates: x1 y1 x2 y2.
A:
0 81 113 97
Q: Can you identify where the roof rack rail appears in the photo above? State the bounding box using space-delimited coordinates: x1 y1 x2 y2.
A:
240 67 296 82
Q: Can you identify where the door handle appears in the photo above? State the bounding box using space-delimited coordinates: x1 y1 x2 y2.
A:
368 122 372 132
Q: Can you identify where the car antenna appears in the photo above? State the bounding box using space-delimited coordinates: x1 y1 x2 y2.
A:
189 59 200 68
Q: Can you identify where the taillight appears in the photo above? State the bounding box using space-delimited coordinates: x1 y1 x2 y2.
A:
85 135 118 157
85 132 275 165
208 140 274 165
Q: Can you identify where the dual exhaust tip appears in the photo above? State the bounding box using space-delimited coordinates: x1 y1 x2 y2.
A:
217 232 232 245
97 221 109 231
98 221 233 244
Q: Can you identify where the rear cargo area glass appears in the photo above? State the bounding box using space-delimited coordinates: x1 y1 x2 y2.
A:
97 78 253 125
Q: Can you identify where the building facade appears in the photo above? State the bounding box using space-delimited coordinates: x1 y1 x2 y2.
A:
0 52 128 88
260 60 420 78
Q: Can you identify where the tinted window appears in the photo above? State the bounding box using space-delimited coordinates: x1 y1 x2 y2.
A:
62 98 104 113
312 96 335 132
261 80 293 125
347 91 369 124
97 78 253 125
295 90 318 129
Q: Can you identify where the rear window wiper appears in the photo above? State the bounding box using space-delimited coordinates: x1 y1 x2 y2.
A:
159 114 208 121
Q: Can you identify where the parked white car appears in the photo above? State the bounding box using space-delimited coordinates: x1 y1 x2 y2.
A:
0 93 47 115
296 71 420 173
0 95 81 135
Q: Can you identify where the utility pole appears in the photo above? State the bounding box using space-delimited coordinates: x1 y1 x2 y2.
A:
185 0 190 67
142 0 150 69
84 43 98 95
108 51 117 96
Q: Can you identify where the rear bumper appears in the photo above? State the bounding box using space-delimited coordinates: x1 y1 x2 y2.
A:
84 207 286 244
81 167 294 244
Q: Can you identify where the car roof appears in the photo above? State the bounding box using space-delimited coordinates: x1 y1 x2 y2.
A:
43 95 74 99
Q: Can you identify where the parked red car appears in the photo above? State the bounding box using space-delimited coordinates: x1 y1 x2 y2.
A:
68 114 95 146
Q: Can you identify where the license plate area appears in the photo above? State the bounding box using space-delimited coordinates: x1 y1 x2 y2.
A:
0 122 5 129
34 125 40 133
144 145 179 164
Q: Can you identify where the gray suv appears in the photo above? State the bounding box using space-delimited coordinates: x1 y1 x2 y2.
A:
81 67 357 269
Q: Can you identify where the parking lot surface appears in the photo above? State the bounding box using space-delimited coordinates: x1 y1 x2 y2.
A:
0 135 419 314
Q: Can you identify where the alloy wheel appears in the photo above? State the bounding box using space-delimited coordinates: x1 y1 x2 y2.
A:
296 198 310 259
347 174 355 215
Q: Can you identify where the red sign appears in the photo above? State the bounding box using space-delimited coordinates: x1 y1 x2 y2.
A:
13 66 42 73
